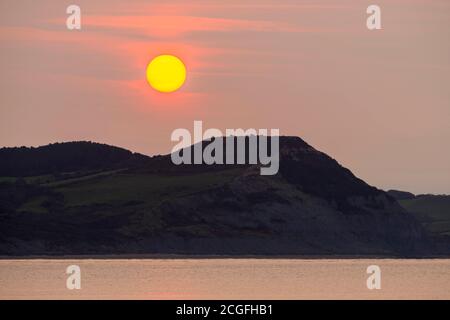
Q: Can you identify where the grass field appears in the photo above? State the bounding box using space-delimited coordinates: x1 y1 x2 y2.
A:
399 195 450 236
56 171 239 207
12 168 243 215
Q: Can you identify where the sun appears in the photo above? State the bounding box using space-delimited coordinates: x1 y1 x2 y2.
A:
146 55 186 93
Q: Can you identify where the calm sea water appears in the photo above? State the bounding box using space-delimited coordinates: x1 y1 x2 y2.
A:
0 259 449 299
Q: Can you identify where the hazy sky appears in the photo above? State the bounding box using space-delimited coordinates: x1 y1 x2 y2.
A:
1 0 449 194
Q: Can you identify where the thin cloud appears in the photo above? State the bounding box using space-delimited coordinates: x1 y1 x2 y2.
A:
60 15 315 38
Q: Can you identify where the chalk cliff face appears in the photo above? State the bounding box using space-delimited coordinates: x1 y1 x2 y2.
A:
0 137 432 256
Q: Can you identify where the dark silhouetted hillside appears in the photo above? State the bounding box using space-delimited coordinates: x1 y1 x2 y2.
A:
0 141 149 176
387 190 416 200
0 137 443 257
397 194 450 254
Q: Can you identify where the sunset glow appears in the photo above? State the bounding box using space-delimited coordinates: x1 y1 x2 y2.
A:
0 0 449 193
0 0 450 304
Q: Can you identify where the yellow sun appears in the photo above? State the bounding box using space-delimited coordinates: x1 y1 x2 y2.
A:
146 55 186 93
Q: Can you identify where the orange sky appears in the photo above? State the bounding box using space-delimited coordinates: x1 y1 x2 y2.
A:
0 0 449 194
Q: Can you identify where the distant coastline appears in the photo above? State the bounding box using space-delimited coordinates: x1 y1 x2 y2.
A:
1 254 449 260
2 140 449 257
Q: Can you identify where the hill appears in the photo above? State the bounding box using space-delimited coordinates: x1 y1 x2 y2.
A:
395 194 450 253
0 137 439 256
0 141 149 177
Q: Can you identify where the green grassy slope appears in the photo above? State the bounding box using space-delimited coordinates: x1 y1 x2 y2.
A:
14 168 242 214
399 195 450 236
